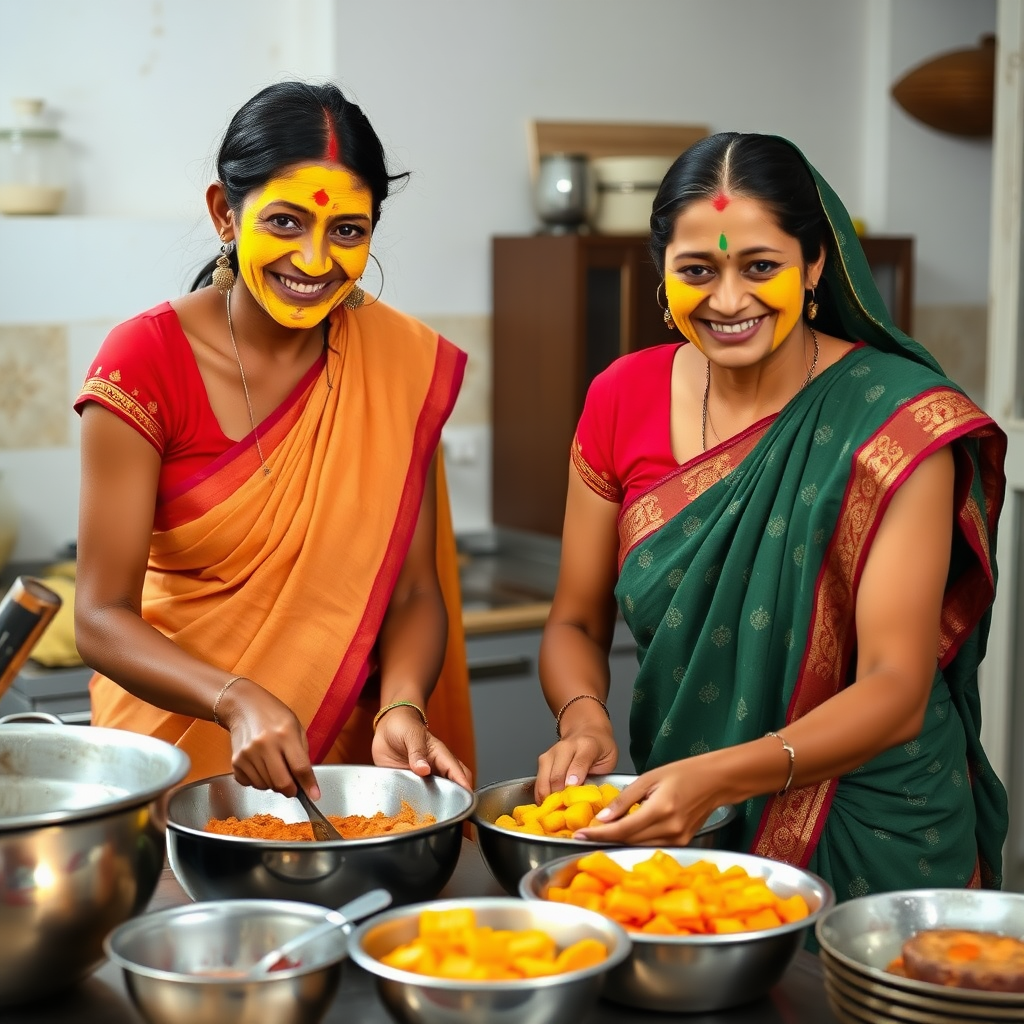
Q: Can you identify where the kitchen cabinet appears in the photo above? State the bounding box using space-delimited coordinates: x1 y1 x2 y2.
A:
468 617 637 786
491 233 667 538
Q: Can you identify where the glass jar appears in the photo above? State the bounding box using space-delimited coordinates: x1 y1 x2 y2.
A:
0 98 69 215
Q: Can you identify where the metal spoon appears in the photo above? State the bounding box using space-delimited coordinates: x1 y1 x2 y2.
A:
294 777 343 842
247 888 392 975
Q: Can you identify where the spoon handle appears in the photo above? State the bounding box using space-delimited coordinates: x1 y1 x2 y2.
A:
249 887 392 975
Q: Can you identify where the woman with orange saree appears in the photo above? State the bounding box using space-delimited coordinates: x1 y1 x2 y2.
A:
535 133 1008 906
73 81 474 798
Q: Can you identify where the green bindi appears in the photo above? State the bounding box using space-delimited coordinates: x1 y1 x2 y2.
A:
719 233 728 252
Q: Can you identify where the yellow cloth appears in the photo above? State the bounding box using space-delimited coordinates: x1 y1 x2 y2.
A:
29 572 83 668
89 301 475 783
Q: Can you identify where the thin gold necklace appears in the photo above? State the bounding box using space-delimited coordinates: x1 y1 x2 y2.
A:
225 291 271 478
701 325 819 453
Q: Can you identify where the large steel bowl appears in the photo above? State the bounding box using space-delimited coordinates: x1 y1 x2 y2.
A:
519 845 834 1013
105 898 351 1024
0 716 191 1007
471 773 736 895
348 896 632 1024
167 765 476 907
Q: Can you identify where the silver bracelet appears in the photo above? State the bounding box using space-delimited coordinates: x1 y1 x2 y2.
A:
765 731 795 796
212 675 243 727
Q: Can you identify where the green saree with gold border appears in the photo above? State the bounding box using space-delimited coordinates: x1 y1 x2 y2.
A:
615 139 1008 903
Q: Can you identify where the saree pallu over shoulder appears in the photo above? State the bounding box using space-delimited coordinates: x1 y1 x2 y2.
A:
617 345 1005 879
89 302 474 783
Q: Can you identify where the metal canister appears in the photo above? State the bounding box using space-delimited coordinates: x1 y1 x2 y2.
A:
0 575 63 697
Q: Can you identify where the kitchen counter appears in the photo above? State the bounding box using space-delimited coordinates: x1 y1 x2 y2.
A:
5 837 838 1024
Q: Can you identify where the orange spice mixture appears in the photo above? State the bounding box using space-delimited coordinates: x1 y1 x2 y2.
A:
205 799 435 841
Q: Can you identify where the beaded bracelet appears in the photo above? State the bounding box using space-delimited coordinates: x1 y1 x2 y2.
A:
372 700 428 733
555 693 610 739
212 675 243 727
765 730 796 796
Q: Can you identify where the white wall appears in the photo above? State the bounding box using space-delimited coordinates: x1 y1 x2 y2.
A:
0 0 998 558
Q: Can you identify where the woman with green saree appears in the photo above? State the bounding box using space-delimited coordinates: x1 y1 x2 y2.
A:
536 133 1008 904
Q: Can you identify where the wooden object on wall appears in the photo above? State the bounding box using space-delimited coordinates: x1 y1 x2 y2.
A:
891 35 995 138
491 234 667 538
528 120 708 180
858 235 914 335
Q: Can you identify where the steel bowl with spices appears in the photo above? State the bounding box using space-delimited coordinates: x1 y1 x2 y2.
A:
0 714 190 1007
519 845 834 1013
471 772 736 895
348 895 632 1024
167 764 475 907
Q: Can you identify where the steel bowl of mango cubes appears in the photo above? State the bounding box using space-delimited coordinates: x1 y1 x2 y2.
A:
471 773 736 895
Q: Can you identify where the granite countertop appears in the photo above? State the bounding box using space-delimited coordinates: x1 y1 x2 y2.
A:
456 529 558 635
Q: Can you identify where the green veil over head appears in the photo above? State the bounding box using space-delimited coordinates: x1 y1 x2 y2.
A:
771 135 945 377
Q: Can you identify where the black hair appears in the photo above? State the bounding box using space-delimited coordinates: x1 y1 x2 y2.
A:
649 132 827 274
191 80 408 291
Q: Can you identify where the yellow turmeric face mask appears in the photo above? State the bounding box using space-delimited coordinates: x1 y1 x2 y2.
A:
237 164 372 328
664 276 707 351
752 265 804 350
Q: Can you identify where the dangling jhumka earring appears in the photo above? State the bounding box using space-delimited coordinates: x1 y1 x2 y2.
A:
212 233 236 295
806 286 819 321
342 252 386 310
657 281 675 330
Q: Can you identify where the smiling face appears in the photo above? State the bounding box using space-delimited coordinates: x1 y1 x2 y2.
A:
663 195 820 358
235 163 372 327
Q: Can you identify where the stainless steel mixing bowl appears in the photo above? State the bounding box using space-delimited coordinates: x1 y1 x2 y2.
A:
348 896 632 1024
519 845 834 1013
167 765 476 907
0 716 190 1007
471 773 736 895
104 898 352 1024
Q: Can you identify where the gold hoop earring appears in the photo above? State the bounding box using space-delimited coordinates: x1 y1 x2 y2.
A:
657 281 675 330
806 286 819 321
212 236 235 294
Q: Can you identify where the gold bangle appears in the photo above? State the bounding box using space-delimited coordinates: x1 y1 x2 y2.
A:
373 700 428 733
212 675 243 727
555 694 610 739
765 731 795 796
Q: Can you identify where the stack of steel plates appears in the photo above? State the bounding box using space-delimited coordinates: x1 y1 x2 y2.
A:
815 888 1024 1024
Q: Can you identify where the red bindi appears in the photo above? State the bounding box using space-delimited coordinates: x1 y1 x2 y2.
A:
313 189 329 206
712 192 730 211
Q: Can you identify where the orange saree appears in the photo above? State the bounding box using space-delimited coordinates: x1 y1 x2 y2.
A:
87 301 475 783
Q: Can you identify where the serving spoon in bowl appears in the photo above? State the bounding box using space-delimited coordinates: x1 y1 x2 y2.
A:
248 887 392 975
294 776 343 842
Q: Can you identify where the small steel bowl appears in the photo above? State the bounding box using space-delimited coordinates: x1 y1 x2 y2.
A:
471 773 736 895
166 765 475 907
104 898 350 1024
816 887 1024 1008
519 845 834 1013
348 896 632 1024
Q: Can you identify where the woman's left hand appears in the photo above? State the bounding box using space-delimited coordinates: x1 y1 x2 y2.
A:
371 706 473 790
572 759 720 846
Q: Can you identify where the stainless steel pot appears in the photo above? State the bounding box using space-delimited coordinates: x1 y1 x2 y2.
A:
0 714 190 1007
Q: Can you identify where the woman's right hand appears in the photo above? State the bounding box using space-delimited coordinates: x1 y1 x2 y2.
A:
535 725 619 802
218 677 320 799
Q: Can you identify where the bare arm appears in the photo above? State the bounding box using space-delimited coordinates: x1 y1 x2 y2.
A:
577 445 955 844
534 468 622 799
75 403 318 798
370 454 472 788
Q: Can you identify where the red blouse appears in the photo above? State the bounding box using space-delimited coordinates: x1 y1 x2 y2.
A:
74 301 324 501
572 342 686 509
